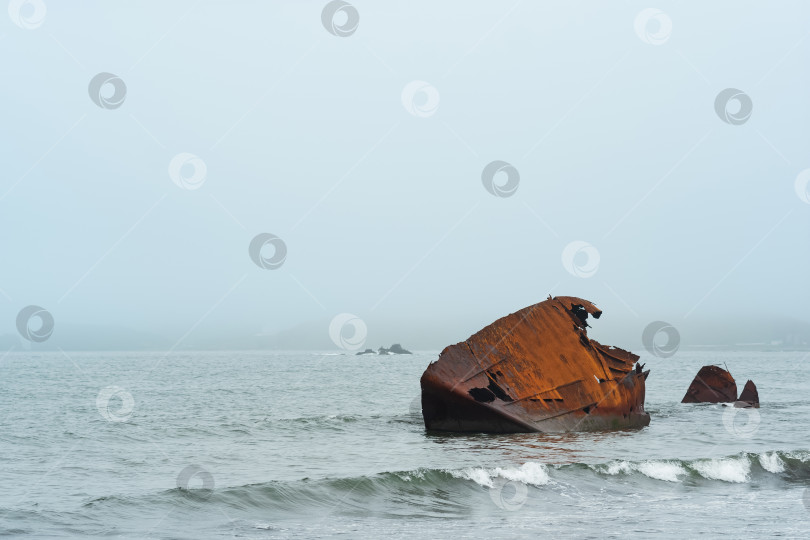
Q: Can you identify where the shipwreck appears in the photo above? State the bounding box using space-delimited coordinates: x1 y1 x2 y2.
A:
420 295 650 433
681 365 759 408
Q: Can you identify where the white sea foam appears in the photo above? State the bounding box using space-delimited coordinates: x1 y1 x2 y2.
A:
758 452 785 473
493 462 551 486
692 457 750 483
785 450 810 462
636 461 687 482
596 460 684 482
395 469 426 482
600 461 633 476
454 467 494 488
453 462 550 488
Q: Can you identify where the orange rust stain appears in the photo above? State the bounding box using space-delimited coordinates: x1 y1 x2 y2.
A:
420 295 650 433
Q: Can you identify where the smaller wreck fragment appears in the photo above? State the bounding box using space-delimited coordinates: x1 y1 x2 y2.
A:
420 296 650 433
735 380 760 408
681 365 737 404
681 365 760 407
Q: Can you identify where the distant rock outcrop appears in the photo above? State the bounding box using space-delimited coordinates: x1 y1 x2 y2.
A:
388 343 412 354
357 344 413 355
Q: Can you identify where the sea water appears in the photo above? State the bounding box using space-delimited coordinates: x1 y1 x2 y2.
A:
1 350 808 538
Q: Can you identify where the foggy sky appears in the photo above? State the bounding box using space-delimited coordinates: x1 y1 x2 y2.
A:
2 1 809 353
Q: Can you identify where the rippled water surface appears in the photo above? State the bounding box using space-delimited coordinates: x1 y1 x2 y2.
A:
1 350 809 538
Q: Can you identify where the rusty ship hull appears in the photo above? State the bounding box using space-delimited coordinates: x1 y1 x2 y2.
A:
420 296 650 433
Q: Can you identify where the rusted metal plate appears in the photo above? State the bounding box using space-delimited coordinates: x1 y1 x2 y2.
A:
736 380 760 408
420 295 650 433
681 365 737 403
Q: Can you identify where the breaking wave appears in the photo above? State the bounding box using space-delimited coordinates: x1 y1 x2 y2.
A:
588 450 806 483
450 462 552 488
85 451 810 517
593 459 688 482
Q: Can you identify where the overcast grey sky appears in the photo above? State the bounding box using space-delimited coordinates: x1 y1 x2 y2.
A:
2 1 809 352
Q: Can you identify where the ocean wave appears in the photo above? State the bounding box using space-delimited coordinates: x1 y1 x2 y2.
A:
758 451 785 473
83 450 810 516
273 414 364 425
589 451 810 483
592 460 688 482
450 462 551 488
690 457 751 483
